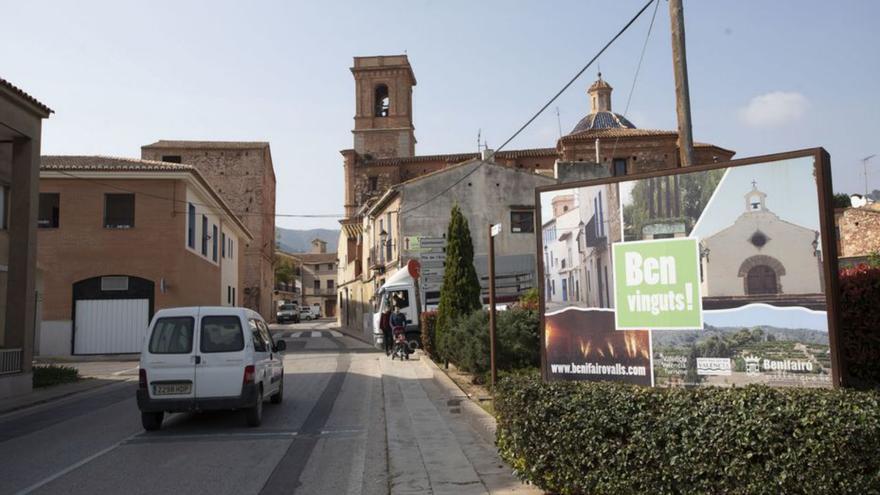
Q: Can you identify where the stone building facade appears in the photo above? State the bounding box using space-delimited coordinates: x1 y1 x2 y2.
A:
836 206 880 262
141 141 276 320
289 239 337 318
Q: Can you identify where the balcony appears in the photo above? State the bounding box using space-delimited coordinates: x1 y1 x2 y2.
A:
584 215 607 249
306 288 337 297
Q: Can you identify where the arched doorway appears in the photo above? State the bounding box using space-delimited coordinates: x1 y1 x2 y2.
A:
746 265 778 295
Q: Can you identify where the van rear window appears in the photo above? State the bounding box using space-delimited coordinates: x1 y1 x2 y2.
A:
200 316 245 353
149 317 194 354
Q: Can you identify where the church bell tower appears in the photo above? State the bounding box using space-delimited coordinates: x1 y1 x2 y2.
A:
350 55 417 159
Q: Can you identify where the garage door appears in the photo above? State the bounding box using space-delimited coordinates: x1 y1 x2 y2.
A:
74 299 150 354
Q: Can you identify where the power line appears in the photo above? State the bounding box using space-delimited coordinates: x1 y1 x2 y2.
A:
492 0 658 156
610 0 661 160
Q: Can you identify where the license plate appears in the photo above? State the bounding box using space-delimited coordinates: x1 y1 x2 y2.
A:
153 383 191 395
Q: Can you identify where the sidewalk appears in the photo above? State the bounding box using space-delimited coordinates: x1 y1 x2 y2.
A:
0 361 139 414
382 350 541 494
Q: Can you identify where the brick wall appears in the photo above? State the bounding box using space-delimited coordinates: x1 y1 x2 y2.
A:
37 178 222 320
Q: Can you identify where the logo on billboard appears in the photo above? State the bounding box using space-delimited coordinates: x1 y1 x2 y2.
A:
696 357 732 376
612 238 703 330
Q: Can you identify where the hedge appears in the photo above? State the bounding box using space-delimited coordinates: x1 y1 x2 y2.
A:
420 310 438 360
444 308 540 379
33 364 80 388
496 374 880 495
838 264 880 389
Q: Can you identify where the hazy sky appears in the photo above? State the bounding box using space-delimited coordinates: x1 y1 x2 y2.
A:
3 1 878 230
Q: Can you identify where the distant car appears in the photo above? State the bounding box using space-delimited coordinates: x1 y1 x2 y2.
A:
276 304 299 323
137 306 286 431
299 307 315 321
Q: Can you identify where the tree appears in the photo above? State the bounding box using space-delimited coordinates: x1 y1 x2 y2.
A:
833 193 852 209
274 257 296 287
435 204 482 361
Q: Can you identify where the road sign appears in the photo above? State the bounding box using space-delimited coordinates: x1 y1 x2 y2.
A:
491 223 502 237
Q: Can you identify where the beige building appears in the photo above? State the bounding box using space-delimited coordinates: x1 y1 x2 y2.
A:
37 156 252 356
700 183 823 300
0 77 52 399
289 239 337 318
141 141 276 320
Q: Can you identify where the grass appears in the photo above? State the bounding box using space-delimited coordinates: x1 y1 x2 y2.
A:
33 364 80 388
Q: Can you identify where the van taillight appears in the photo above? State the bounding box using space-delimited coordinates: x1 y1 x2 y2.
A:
139 369 147 389
243 365 256 385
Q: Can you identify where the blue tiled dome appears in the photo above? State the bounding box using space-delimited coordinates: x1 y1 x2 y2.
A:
570 111 636 135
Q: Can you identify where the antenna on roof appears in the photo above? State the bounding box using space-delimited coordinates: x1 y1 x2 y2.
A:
556 107 563 138
477 129 482 153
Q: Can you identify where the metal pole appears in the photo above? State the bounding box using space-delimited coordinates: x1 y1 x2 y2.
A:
488 223 497 390
669 0 695 168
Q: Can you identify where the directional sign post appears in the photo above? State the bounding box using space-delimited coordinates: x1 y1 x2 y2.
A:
488 223 502 390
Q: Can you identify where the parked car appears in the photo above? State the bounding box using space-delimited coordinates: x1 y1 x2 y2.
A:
276 303 299 323
137 306 286 431
299 307 315 321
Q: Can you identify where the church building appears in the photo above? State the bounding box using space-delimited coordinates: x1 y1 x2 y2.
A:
700 182 824 307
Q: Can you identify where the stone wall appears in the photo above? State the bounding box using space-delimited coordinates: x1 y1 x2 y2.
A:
837 207 880 258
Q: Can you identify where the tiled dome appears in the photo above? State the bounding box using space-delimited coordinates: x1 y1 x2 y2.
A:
570 111 636 134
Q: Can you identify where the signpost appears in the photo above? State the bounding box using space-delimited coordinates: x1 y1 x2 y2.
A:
488 223 502 389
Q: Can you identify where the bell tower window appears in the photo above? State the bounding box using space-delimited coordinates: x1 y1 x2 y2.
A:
375 84 390 117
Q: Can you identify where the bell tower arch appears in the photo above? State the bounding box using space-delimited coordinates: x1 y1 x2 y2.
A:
351 55 417 159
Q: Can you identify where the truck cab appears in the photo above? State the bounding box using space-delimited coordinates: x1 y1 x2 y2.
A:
372 262 421 351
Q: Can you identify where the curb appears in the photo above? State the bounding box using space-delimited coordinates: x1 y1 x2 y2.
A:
337 326 375 346
0 378 131 416
416 351 499 446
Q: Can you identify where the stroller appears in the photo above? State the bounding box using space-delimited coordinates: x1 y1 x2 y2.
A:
391 324 409 360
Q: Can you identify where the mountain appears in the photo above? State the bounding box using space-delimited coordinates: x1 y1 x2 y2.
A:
275 227 340 253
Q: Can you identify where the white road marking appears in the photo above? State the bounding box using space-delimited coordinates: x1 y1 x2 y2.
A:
311 331 322 338
111 366 139 376
291 332 302 338
14 431 141 495
330 331 343 338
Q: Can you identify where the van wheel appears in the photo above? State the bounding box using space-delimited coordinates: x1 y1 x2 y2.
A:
141 411 163 431
246 389 263 427
270 377 283 405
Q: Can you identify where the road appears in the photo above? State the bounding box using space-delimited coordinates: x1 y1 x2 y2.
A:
0 320 536 495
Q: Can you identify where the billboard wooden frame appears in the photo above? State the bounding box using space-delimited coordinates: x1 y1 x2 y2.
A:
534 147 842 387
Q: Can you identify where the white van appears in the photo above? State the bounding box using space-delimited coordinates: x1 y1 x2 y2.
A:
373 266 421 351
137 307 286 431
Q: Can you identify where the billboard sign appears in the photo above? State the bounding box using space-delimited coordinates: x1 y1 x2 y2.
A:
536 149 840 388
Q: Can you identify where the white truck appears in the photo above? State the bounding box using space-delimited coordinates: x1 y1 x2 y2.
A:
373 260 422 351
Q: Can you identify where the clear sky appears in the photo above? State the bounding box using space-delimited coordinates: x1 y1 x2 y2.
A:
3 1 878 230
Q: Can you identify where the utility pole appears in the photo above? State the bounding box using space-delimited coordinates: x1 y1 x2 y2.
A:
669 0 695 168
488 223 501 390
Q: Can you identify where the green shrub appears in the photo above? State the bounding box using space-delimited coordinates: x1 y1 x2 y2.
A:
839 264 880 389
443 308 540 377
496 374 880 495
33 364 80 388
420 310 438 359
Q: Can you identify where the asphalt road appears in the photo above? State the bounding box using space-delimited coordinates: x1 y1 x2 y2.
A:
0 320 533 495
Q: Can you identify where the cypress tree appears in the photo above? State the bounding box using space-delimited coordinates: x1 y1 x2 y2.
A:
435 204 482 361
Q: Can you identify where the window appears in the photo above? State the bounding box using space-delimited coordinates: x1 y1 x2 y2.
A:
201 215 208 255
613 158 627 177
149 317 194 354
229 238 234 258
212 224 218 261
368 176 378 192
327 279 334 290
188 203 196 248
257 320 275 349
510 211 535 233
162 155 182 163
38 193 60 228
232 287 236 305
374 84 390 117
314 280 320 291
249 320 267 352
200 316 244 353
101 276 129 291
0 185 8 230
104 193 135 228
227 286 232 304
